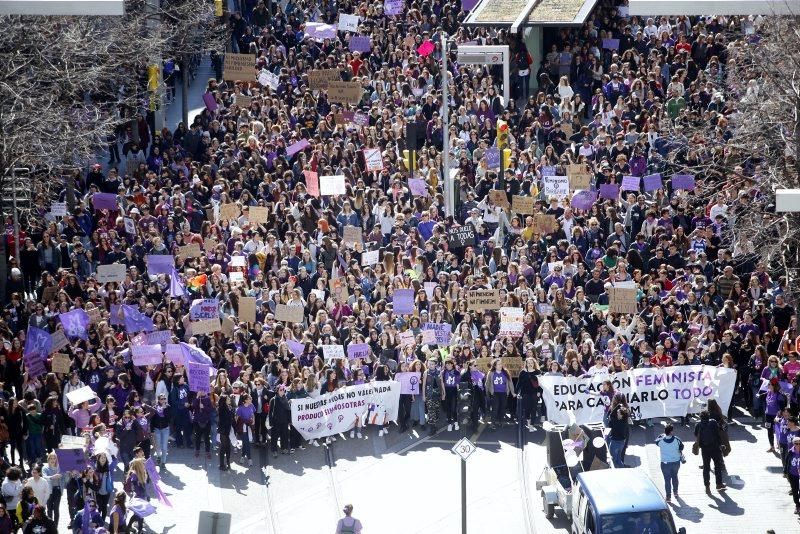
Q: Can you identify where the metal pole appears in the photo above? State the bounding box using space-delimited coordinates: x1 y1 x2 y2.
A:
442 34 452 217
461 459 467 534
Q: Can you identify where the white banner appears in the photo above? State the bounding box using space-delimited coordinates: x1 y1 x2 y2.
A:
291 381 401 439
539 365 736 425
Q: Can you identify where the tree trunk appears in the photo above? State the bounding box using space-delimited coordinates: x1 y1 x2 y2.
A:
182 59 190 127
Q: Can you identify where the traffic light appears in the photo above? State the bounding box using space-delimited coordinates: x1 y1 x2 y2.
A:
402 150 417 171
497 119 509 149
502 148 512 169
147 64 159 91
215 0 224 16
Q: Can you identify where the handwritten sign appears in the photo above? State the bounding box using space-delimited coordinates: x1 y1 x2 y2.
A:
448 226 475 249
249 206 269 224
533 213 559 234
488 190 509 209
338 13 360 32
467 290 502 311
621 175 640 191
498 307 524 337
512 196 534 214
346 343 370 361
190 299 219 321
363 148 384 171
50 331 69 353
275 304 304 323
308 69 341 90
178 243 201 260
96 264 126 284
192 318 221 335
609 286 638 314
320 175 346 196
50 202 67 216
219 203 241 222
501 357 523 378
342 225 363 247
66 386 95 406
223 53 255 81
187 363 210 393
361 250 379 266
131 345 163 366
51 353 72 374
543 175 570 200
321 345 345 360
326 81 362 104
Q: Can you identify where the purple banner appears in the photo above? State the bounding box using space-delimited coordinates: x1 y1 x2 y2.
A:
599 183 620 200
621 175 640 191
188 362 210 393
146 255 174 275
92 193 118 211
59 309 90 340
602 38 620 50
643 173 663 192
393 288 415 315
396 372 421 394
485 148 501 169
346 343 371 361
461 0 479 10
56 448 88 472
169 267 186 298
384 0 403 15
571 190 597 211
349 35 372 53
109 304 123 326
286 139 310 157
672 174 696 190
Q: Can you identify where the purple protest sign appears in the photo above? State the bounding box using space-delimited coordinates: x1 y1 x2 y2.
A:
540 166 556 176
342 111 355 123
571 190 597 211
408 178 428 197
165 344 184 365
286 139 310 158
602 38 620 50
92 193 118 211
396 372 421 394
672 174 696 190
305 23 337 41
59 309 90 340
347 343 371 361
393 288 415 315
352 112 369 127
349 35 372 53
202 92 218 112
485 148 501 169
599 183 620 200
643 173 663 192
621 175 640 191
384 0 403 15
287 340 305 358
146 255 174 275
109 304 123 326
423 322 452 345
146 330 172 346
131 345 163 366
24 352 47 377
56 448 88 472
187 362 210 393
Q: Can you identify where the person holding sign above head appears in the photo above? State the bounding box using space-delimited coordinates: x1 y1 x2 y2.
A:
485 359 515 431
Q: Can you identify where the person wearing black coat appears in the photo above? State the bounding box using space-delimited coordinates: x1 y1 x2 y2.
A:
694 410 726 493
217 395 234 471
268 386 291 457
517 358 541 431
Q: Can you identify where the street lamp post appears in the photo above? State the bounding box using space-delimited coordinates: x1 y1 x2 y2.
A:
442 33 453 218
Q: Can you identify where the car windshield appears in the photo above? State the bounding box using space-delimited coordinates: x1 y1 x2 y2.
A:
600 510 676 534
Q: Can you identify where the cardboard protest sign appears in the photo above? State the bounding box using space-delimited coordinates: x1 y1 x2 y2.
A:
96 264 126 284
488 189 509 208
275 304 304 323
223 53 255 81
219 203 241 221
342 225 363 247
473 357 493 373
569 169 593 191
329 278 349 303
320 175 346 195
308 69 341 90
396 372 421 394
86 306 101 325
221 316 235 337
131 345 163 366
321 345 345 360
533 213 559 234
203 238 218 252
543 175 570 199
49 330 69 353
177 243 201 260
338 13 360 32
192 318 221 335
448 226 475 249
236 95 252 108
363 148 384 171
501 357 523 378
249 206 269 224
51 353 71 374
512 196 534 214
239 297 257 323
187 363 210 393
467 290 501 311
66 386 95 406
609 286 638 314
326 81 362 104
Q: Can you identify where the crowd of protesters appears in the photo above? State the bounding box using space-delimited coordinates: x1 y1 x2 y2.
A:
1 1 800 532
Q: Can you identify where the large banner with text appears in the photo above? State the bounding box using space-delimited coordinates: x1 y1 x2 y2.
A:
291 381 401 439
539 366 736 425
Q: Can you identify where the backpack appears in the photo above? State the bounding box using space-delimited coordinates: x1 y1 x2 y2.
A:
339 517 357 534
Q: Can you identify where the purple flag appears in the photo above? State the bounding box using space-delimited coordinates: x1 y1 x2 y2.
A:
286 139 310 157
571 190 597 211
643 173 663 192
349 35 372 53
59 309 90 340
287 340 305 357
461 0 479 10
169 267 186 298
122 305 154 333
24 351 47 377
109 304 123 326
202 92 218 112
602 38 620 50
599 183 620 200
146 255 175 275
393 288 415 315
145 457 173 508
672 174 696 190
621 175 640 191
92 193 118 211
408 178 428 197
179 342 213 366
24 326 52 358
82 500 91 533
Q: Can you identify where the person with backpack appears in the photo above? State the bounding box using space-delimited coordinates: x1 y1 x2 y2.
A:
656 423 685 502
335 503 362 534
694 409 727 494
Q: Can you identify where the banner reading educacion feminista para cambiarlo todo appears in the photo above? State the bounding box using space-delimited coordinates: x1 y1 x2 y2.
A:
539 365 736 425
291 381 401 439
